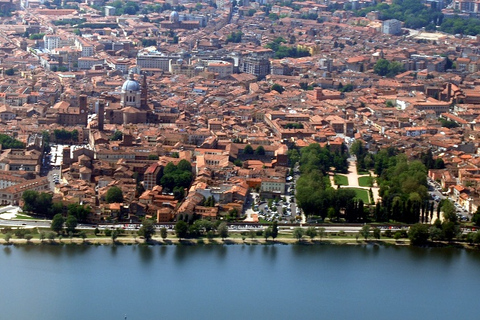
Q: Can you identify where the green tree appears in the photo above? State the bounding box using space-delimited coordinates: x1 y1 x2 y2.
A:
65 215 77 234
177 159 192 172
4 232 12 243
218 222 229 240
0 134 24 149
408 223 430 245
141 39 157 47
175 220 188 239
472 208 480 227
160 227 168 240
360 225 371 240
255 145 266 156
243 144 254 155
111 229 119 243
306 226 317 240
110 130 123 141
79 231 87 243
22 190 38 213
25 234 33 242
293 227 304 241
51 214 64 234
264 227 272 241
442 221 458 241
226 30 242 43
271 83 285 94
47 232 55 241
271 221 278 241
318 227 326 240
39 231 46 242
4 68 14 76
441 200 456 223
268 12 279 20
67 203 90 222
373 227 381 239
105 186 124 203
139 219 155 241
374 59 405 77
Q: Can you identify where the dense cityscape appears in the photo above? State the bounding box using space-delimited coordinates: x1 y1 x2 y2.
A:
0 0 480 244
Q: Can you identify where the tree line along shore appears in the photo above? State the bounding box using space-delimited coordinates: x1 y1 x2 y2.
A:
2 223 480 250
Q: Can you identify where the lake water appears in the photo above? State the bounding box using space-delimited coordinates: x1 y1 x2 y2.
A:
2 243 479 320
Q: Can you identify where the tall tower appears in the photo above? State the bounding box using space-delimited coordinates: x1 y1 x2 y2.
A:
140 73 148 109
97 99 105 132
79 94 88 126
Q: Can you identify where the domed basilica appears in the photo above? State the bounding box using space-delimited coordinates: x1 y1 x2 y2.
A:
121 72 148 110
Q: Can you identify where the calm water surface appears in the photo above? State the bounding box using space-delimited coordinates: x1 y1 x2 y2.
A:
1 244 479 320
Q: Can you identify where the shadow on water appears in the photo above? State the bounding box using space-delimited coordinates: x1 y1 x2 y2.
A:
3 246 11 255
249 245 256 256
65 243 90 257
291 243 330 256
464 248 480 262
173 245 188 263
216 244 227 260
139 245 153 263
261 244 278 261
408 245 462 265
110 245 118 258
159 245 167 258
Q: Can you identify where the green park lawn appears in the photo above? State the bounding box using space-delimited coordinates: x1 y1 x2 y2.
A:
15 214 37 220
333 175 348 186
358 176 374 187
350 188 370 203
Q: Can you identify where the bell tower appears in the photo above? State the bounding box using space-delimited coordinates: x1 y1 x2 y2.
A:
140 73 148 109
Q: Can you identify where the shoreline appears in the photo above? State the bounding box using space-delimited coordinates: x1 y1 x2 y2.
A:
1 236 478 250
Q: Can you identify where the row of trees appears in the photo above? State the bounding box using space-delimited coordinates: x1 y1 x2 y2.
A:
284 123 304 129
333 141 437 224
419 149 445 170
174 220 229 239
374 59 405 78
438 16 480 36
243 144 265 156
356 0 443 31
140 3 185 14
295 144 358 220
23 190 91 222
355 0 480 36
226 31 242 43
22 191 58 218
158 160 192 199
109 0 139 15
54 129 79 142
51 214 78 235
109 130 123 141
265 37 311 59
298 143 348 175
0 134 24 149
408 219 465 245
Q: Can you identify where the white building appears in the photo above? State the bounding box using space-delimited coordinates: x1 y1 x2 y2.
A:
382 19 402 35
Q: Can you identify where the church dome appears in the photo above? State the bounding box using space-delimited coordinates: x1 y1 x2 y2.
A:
122 78 140 91
170 11 179 23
